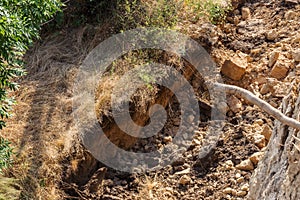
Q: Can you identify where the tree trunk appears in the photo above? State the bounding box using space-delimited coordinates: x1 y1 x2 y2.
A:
248 85 300 200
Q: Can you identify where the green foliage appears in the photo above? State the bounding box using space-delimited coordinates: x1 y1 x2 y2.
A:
0 137 13 173
49 0 113 29
117 0 179 31
204 0 231 24
184 0 231 24
0 0 62 129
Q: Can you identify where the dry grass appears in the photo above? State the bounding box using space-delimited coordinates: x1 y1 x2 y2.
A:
136 174 176 200
2 24 113 199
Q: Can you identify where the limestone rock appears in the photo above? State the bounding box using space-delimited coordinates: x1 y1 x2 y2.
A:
236 190 247 197
179 175 191 185
285 0 299 4
270 63 289 79
292 50 300 62
253 134 266 148
236 159 254 171
268 51 280 67
249 152 264 165
227 95 243 113
260 124 272 141
163 136 173 143
223 187 234 194
221 58 247 80
266 30 278 41
218 101 229 114
175 168 190 175
241 7 251 20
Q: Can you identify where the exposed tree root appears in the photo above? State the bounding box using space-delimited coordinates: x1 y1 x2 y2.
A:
212 82 300 130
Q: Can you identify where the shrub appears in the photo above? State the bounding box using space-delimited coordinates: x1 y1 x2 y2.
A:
0 137 13 173
0 0 62 129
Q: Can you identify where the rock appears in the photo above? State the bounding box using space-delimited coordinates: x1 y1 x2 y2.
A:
270 63 289 79
218 101 229 114
260 83 274 95
285 0 299 4
179 175 191 185
254 134 266 148
237 50 251 62
237 177 244 183
241 183 249 191
187 115 195 123
284 10 297 20
235 173 241 178
266 30 278 41
250 48 262 57
227 95 243 113
234 16 240 25
221 58 247 80
268 51 280 67
163 136 173 143
236 159 254 171
254 119 264 126
292 51 300 62
224 160 235 170
241 7 251 20
260 124 272 141
223 187 234 194
249 152 264 165
236 190 247 197
175 168 190 175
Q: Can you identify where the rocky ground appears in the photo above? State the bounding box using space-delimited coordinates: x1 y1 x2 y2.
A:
2 0 300 199
92 0 300 199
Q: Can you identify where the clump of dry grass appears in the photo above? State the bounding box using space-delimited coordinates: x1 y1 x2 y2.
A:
137 174 176 200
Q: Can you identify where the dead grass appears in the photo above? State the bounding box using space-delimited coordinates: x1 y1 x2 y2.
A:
137 174 176 200
2 23 113 199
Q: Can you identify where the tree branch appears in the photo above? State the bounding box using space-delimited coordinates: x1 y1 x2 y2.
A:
212 82 300 130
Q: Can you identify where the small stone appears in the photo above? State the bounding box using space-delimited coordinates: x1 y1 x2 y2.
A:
175 168 190 175
224 160 234 170
236 191 247 197
284 10 297 20
188 115 195 123
241 7 251 20
254 119 264 126
236 159 254 171
285 0 299 4
270 63 289 79
218 101 229 114
251 48 262 57
235 173 241 178
237 177 244 183
292 36 300 44
260 124 272 141
268 51 280 67
221 58 247 80
227 95 243 113
223 187 234 194
225 160 234 167
260 83 273 95
163 136 173 143
253 134 266 148
249 152 264 165
179 175 191 185
234 16 240 25
241 183 249 191
292 51 300 62
266 30 278 41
